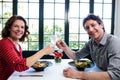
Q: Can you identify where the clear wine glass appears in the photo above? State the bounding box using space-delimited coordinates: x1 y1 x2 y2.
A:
50 32 63 56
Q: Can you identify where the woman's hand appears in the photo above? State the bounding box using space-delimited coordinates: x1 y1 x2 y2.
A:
42 46 55 55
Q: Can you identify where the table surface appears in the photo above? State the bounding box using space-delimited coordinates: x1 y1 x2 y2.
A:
8 59 100 80
8 59 81 80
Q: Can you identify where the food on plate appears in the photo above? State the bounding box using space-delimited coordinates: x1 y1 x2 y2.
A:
31 61 49 71
68 58 92 71
74 58 92 68
32 61 48 68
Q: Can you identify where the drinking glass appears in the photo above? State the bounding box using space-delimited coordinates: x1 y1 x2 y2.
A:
50 32 63 55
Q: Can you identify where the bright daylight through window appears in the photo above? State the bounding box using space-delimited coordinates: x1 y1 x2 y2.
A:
0 0 114 51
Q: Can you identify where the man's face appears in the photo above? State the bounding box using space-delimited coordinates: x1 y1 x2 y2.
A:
84 20 104 41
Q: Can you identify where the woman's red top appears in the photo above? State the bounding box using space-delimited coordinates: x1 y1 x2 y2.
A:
0 38 29 80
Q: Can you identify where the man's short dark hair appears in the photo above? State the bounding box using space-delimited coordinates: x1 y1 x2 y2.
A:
83 14 105 32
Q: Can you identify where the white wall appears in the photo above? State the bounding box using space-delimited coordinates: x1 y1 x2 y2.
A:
114 0 120 37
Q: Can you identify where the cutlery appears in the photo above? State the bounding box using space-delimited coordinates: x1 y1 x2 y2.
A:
19 75 43 77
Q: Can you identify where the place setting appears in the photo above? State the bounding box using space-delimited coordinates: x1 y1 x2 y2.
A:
68 58 93 71
31 60 53 71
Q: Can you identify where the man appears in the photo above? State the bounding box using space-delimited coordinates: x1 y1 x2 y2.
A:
56 14 120 80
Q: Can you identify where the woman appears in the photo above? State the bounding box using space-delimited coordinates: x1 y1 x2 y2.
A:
0 15 54 80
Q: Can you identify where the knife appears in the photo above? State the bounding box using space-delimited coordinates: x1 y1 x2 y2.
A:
19 75 43 77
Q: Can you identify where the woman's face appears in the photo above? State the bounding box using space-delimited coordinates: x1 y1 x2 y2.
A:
9 20 25 41
84 20 104 41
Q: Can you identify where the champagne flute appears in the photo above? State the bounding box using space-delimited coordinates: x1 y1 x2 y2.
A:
50 32 63 56
55 32 63 52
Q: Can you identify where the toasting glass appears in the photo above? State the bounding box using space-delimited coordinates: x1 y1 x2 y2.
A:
50 32 63 55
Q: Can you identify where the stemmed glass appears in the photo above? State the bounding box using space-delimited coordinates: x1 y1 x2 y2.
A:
50 32 63 63
50 32 63 55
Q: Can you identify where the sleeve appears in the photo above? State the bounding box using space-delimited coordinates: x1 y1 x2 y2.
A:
75 41 90 59
0 43 29 72
107 37 120 80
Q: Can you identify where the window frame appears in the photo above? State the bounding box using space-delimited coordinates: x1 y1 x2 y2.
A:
0 0 115 58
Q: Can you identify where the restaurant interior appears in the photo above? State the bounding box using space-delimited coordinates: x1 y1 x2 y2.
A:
1 0 120 80
0 0 120 60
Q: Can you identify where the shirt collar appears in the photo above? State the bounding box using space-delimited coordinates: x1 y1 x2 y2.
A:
99 32 108 45
92 32 109 46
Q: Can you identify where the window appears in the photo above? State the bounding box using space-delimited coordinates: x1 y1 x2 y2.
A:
94 0 112 33
69 0 113 49
44 0 65 50
0 0 115 51
0 0 13 39
69 0 90 49
17 0 39 50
